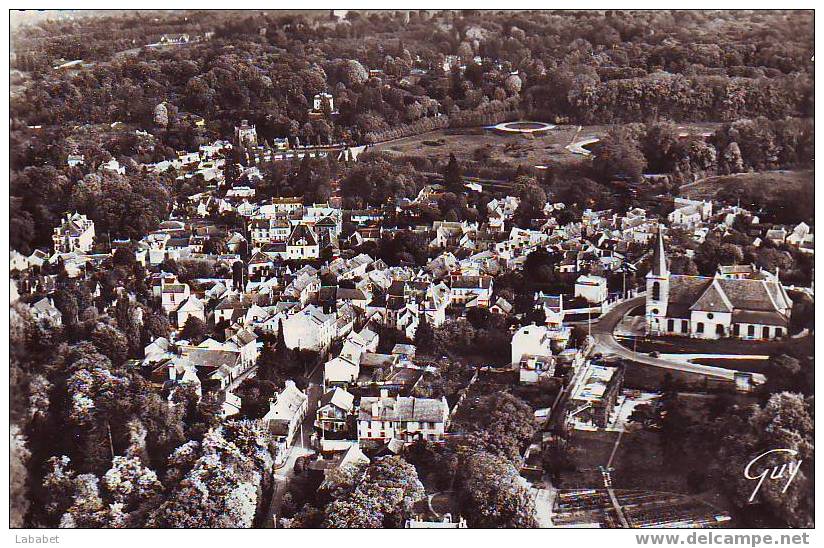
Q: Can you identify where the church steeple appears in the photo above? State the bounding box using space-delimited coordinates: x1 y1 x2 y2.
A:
651 227 668 277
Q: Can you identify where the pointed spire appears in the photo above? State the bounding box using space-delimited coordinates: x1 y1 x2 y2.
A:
651 226 668 277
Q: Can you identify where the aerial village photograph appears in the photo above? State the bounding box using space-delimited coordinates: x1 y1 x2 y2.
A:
5 4 816 541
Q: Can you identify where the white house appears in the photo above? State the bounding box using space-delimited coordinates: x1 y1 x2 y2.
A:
30 297 63 327
53 212 95 254
313 92 334 112
282 304 336 351
161 279 191 314
575 274 608 304
286 224 320 260
226 328 259 369
357 392 449 444
315 387 355 432
175 295 205 327
264 381 308 460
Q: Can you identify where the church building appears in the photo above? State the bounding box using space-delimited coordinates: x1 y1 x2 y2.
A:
645 230 792 340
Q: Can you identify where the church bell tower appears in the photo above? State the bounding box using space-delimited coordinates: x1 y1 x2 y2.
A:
646 228 670 334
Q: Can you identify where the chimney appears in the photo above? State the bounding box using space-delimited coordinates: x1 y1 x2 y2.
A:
371 401 380 417
380 388 389 399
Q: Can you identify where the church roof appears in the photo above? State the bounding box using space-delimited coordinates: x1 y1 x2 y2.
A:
690 279 733 313
667 275 790 321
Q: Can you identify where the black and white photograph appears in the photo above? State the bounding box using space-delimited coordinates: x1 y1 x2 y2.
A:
5 3 816 539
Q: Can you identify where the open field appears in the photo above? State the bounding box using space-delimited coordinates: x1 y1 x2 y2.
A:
372 124 583 167
561 429 620 489
626 334 805 356
622 360 729 391
680 169 813 201
371 122 721 168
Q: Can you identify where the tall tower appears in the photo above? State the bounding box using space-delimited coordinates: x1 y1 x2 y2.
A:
645 227 670 334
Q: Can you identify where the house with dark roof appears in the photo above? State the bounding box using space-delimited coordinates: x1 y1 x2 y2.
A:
646 230 792 340
286 224 319 260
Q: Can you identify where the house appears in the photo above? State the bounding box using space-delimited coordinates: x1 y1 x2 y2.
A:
535 292 564 327
575 274 608 304
449 275 493 307
235 119 258 146
161 280 191 314
512 324 556 364
29 297 63 327
67 154 85 167
519 354 556 384
786 222 814 253
490 297 513 315
307 440 370 478
324 356 360 386
646 230 792 340
406 516 468 529
175 295 205 327
567 361 624 428
357 392 449 444
313 92 334 112
10 250 29 272
315 387 355 433
226 328 259 369
668 198 712 228
335 287 368 309
282 304 336 350
264 381 309 461
287 224 320 260
53 212 95 254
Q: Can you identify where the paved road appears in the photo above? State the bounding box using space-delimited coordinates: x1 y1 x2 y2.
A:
264 361 324 527
590 297 760 381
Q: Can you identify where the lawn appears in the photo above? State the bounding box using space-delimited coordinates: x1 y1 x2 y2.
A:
371 125 583 168
560 429 620 489
622 360 733 392
372 122 721 170
680 169 813 207
626 335 804 357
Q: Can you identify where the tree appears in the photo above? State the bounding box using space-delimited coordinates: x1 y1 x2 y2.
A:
342 59 369 86
457 451 537 528
90 323 130 366
710 393 813 527
760 354 802 396
413 315 436 356
453 392 537 463
322 456 425 528
444 153 464 192
179 316 208 344
148 427 270 528
592 128 647 182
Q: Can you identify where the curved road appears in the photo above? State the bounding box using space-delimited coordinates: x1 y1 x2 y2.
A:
591 297 761 381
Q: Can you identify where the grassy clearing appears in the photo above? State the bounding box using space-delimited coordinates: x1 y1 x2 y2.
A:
680 169 813 202
561 429 620 489
372 125 583 167
622 360 732 392
627 335 800 356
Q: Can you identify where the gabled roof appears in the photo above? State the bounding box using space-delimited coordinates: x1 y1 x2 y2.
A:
319 387 355 412
288 224 318 247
